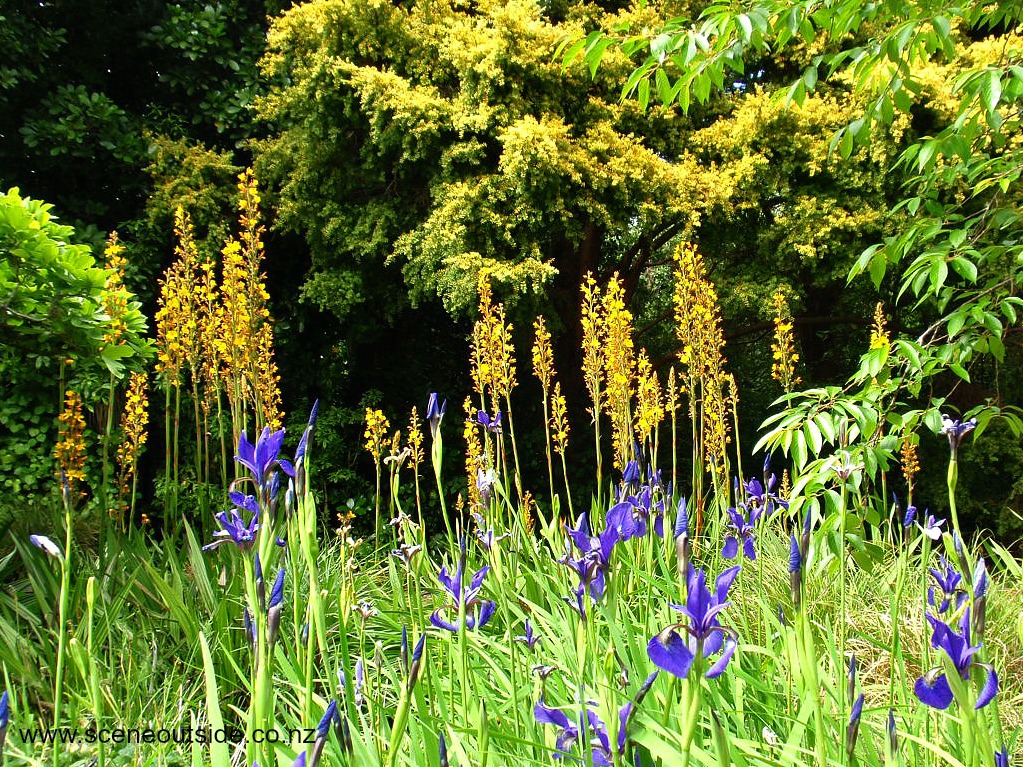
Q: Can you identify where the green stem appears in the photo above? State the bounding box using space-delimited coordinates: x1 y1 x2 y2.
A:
541 394 555 508
101 372 116 523
53 496 73 767
947 457 961 534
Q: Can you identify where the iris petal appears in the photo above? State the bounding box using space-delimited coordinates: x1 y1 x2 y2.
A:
429 610 459 633
647 631 696 679
742 537 757 561
976 667 998 709
476 600 497 630
705 637 737 679
914 673 954 710
533 700 572 730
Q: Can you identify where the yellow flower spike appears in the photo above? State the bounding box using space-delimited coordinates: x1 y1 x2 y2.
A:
579 274 604 414
900 437 920 498
102 232 130 348
870 301 890 350
55 390 87 491
551 382 570 456
598 275 637 471
463 397 484 510
532 316 554 395
672 242 732 518
634 350 664 447
521 490 535 534
364 409 390 461
255 324 283 430
115 371 150 520
407 407 424 470
771 289 802 393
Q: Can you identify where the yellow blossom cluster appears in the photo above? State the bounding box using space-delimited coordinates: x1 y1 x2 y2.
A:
666 366 680 419
463 397 485 509
870 302 890 350
255 324 283 430
470 274 517 413
364 408 390 462
551 381 570 457
580 275 604 419
116 371 149 514
771 289 801 392
634 350 664 447
901 437 920 497
407 406 424 471
521 490 535 534
673 243 731 481
531 316 554 395
102 233 129 348
154 170 284 465
600 276 637 470
155 210 200 385
55 390 87 489
579 273 668 469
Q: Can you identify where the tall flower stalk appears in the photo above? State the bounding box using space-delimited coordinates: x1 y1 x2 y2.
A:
115 371 150 527
673 243 731 533
365 408 389 540
532 316 557 506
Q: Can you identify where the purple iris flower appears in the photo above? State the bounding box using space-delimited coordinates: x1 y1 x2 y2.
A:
236 426 295 490
607 486 664 541
477 468 496 506
339 658 366 707
294 399 320 466
309 699 342 767
914 608 998 710
560 513 620 600
741 476 789 515
229 491 259 514
674 498 692 575
476 410 502 434
430 550 496 632
622 460 641 488
789 533 803 610
534 674 655 766
940 414 977 456
902 504 918 529
29 534 62 559
534 700 581 762
475 526 510 551
995 747 1010 767
928 556 967 614
722 504 760 560
426 393 447 439
515 619 541 650
846 693 864 760
439 732 449 767
0 689 10 752
531 701 621 766
920 512 945 541
608 462 669 539
203 508 259 552
564 585 588 621
647 566 740 679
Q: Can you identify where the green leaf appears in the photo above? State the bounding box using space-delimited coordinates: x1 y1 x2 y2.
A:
982 69 1002 115
199 632 232 767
